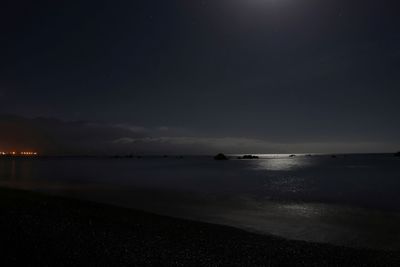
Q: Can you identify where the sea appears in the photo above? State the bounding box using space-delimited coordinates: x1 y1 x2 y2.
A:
1 153 400 250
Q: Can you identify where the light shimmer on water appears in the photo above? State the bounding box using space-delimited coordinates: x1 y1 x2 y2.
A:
1 154 400 250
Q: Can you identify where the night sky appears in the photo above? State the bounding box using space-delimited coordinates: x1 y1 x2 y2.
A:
1 0 399 154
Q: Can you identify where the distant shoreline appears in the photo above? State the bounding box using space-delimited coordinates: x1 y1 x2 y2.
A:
0 152 397 160
1 187 399 266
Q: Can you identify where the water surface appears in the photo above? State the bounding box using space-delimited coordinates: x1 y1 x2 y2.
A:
1 154 400 250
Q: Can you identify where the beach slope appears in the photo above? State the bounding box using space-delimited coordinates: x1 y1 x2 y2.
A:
1 187 399 266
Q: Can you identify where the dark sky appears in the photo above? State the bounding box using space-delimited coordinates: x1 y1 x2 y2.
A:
0 0 399 154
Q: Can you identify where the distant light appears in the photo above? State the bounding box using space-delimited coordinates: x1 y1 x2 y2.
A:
0 151 38 156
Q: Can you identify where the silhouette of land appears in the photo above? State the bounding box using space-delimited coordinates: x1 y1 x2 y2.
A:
1 187 399 266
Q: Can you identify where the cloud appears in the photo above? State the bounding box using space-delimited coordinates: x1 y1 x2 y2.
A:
112 136 393 155
0 114 395 155
0 115 146 155
112 124 148 134
0 114 281 155
112 136 283 154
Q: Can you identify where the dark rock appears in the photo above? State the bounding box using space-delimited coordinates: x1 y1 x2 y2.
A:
214 153 228 160
239 155 259 159
289 154 296 158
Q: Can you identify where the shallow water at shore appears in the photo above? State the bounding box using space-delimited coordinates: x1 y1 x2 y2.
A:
1 154 400 250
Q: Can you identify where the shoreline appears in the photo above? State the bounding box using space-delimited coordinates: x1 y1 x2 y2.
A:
1 187 399 266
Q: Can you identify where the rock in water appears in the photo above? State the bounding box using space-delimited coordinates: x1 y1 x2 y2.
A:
214 153 228 160
239 155 259 159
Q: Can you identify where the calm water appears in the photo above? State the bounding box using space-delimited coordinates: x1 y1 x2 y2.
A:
1 154 400 250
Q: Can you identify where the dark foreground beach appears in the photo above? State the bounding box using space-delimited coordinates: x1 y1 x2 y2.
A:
1 187 399 266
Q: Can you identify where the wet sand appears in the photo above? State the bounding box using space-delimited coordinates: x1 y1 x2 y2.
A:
1 187 399 266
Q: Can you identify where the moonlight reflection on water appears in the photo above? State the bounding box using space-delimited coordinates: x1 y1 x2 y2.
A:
1 155 400 250
250 156 314 171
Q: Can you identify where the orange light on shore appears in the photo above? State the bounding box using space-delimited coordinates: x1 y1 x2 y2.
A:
20 151 38 156
0 151 38 156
